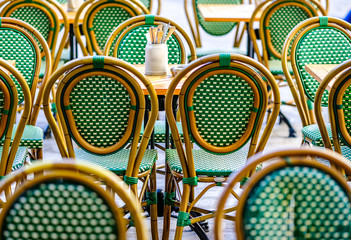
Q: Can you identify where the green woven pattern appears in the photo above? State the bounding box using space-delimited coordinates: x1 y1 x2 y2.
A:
339 82 351 145
296 28 351 106
243 166 351 239
0 28 36 103
56 0 67 3
0 79 5 141
67 75 131 149
140 0 150 9
195 0 240 36
1 124 43 149
301 123 345 147
267 5 310 58
191 72 254 147
118 26 181 64
2 180 118 239
339 146 351 161
91 6 134 54
75 148 157 174
140 120 184 143
268 59 293 76
166 145 249 176
10 6 52 50
0 146 28 171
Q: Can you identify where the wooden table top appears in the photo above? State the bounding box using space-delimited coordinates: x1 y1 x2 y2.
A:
305 64 339 91
59 4 84 24
133 65 186 95
197 4 260 22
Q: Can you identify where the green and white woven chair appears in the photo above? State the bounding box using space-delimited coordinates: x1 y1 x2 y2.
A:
0 59 31 178
315 59 351 163
104 15 197 146
215 148 351 239
163 53 280 239
184 0 247 58
0 160 148 240
0 0 69 72
282 17 351 148
74 0 149 56
0 18 52 160
43 56 159 240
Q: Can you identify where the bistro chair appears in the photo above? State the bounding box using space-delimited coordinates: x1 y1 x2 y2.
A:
214 148 351 239
315 59 351 161
184 0 247 58
74 0 150 56
43 56 159 239
0 18 52 160
0 59 31 178
282 17 351 148
0 160 148 240
0 0 69 72
104 15 197 146
163 53 280 239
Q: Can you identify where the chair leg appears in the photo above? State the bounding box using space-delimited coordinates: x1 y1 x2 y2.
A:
36 148 43 160
150 164 159 240
174 184 191 240
162 164 174 240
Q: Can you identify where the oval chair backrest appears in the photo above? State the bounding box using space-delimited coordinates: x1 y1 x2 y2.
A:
0 21 40 104
0 177 122 239
0 0 60 57
56 57 145 155
194 0 241 36
80 0 144 56
292 17 351 107
180 54 268 154
260 0 319 61
239 164 351 239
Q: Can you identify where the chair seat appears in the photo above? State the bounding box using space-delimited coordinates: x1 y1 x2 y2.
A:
269 59 293 76
194 47 246 59
302 123 343 147
140 120 184 143
0 146 28 171
0 124 43 149
75 148 157 175
166 146 249 177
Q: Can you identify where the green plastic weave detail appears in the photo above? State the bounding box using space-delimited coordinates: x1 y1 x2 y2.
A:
2 180 118 239
219 53 231 66
0 124 43 149
340 82 351 144
124 175 138 185
68 75 131 149
177 211 191 227
183 176 198 186
140 0 150 9
146 191 157 205
296 28 351 106
118 25 181 64
191 72 255 147
10 6 52 50
267 5 310 58
91 6 134 54
243 166 351 239
56 0 67 3
164 191 176 206
319 16 328 26
0 28 36 103
195 0 240 36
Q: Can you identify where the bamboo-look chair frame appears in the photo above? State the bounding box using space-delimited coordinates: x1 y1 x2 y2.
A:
0 59 31 177
74 0 150 56
104 15 197 63
0 18 52 160
184 0 251 49
144 0 161 15
164 54 280 239
249 0 324 69
282 17 351 133
0 0 68 72
42 56 159 239
315 59 351 152
214 148 351 240
0 160 148 240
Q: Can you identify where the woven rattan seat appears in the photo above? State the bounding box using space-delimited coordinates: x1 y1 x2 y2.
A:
5 146 28 171
0 125 43 149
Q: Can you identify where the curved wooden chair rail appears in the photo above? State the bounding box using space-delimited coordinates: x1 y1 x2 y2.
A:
74 0 150 56
163 53 280 239
0 0 68 72
104 14 197 62
0 59 31 177
214 147 351 240
0 160 148 240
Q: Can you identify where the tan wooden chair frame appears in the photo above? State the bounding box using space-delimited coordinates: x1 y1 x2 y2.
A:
104 15 197 62
43 56 159 239
0 0 68 72
0 160 149 240
282 17 351 132
164 54 280 239
74 0 150 56
0 59 31 177
214 147 351 240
